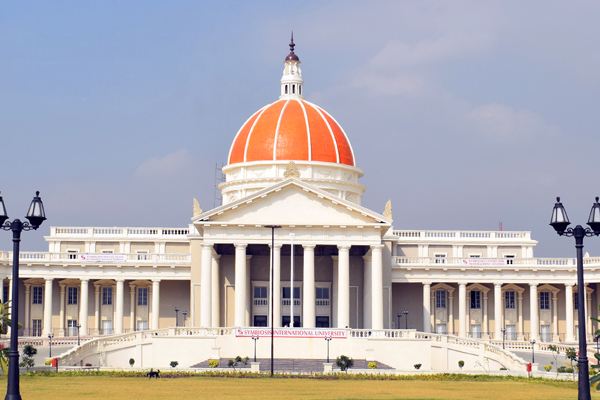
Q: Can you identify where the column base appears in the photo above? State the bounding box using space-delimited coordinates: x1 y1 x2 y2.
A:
250 362 260 372
323 363 333 373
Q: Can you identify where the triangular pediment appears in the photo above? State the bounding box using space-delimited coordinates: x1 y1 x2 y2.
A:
193 178 391 228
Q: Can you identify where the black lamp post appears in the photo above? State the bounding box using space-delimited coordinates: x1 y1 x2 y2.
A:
48 333 54 358
175 307 180 327
264 225 281 377
325 335 332 363
182 311 188 327
0 191 46 400
403 310 409 329
501 328 506 350
531 339 536 364
397 313 401 329
252 335 259 362
550 196 600 400
76 324 81 346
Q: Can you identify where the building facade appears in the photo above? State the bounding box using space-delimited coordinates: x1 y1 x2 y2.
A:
1 40 598 344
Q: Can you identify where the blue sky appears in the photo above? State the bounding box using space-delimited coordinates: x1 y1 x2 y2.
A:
1 1 600 256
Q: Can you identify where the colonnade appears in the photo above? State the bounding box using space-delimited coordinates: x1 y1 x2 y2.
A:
199 242 384 329
420 281 593 342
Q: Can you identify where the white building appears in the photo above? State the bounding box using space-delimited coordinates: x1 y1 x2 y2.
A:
1 39 598 357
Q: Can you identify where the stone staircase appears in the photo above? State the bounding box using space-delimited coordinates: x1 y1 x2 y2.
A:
191 358 393 372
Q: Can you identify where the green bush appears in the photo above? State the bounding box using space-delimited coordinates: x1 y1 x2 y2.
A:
44 359 52 366
499 367 507 371
170 361 179 368
336 355 354 372
208 360 219 368
458 360 464 369
414 364 422 370
368 362 377 370
543 365 552 372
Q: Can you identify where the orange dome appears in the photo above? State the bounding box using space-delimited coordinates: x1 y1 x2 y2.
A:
228 99 355 166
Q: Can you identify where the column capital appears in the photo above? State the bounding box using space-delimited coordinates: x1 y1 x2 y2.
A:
59 284 66 291
370 244 385 251
202 242 214 249
45 278 53 282
129 283 137 290
80 279 89 283
234 243 248 250
423 282 432 287
24 283 31 290
152 279 161 283
116 279 125 283
529 283 538 288
337 245 351 251
268 243 283 249
494 283 503 288
565 283 575 288
302 244 316 250
94 284 101 290
458 282 467 287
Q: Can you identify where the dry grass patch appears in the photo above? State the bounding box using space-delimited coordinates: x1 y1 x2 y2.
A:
2 375 600 400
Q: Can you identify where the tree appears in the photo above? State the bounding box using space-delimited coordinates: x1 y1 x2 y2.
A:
565 347 577 381
227 356 249 371
19 344 37 372
547 344 560 379
0 301 23 374
129 358 135 367
590 312 600 389
336 355 354 373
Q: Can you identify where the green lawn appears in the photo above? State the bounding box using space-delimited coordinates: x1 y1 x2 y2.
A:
2 375 600 400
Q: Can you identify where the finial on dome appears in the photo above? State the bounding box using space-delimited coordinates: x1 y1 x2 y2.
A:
285 31 299 62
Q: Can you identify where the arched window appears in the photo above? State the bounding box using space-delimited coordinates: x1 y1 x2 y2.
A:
285 85 288 94
299 85 302 95
292 85 295 94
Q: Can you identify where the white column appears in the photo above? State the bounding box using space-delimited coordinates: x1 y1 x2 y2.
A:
234 244 248 327
200 243 213 327
587 287 593 339
272 245 282 328
303 245 316 328
566 284 574 342
331 256 338 328
448 291 454 334
518 292 524 340
151 280 160 329
43 278 53 336
59 284 66 336
7 279 11 335
211 254 221 328
129 284 136 332
363 254 372 329
24 284 30 335
422 283 431 333
115 279 124 334
494 284 502 340
94 284 100 335
371 245 384 330
552 291 558 340
337 245 350 329
458 283 466 337
80 280 89 336
529 283 538 341
483 292 488 337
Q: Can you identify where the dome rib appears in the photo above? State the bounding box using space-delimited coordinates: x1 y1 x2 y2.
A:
312 103 356 166
272 99 291 160
307 102 340 163
298 100 312 161
228 106 267 164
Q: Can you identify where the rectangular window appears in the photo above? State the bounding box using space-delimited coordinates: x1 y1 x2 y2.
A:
470 291 481 309
316 288 329 299
505 291 515 309
540 325 551 342
3 285 8 303
32 287 43 305
253 315 267 327
540 292 550 310
506 324 517 340
435 290 446 309
101 320 112 335
469 254 481 258
315 316 329 328
136 250 149 261
137 287 148 306
434 254 446 264
471 324 482 339
67 320 78 336
137 320 148 331
67 250 78 260
101 249 114 254
505 255 515 265
253 286 267 299
67 287 78 305
32 319 42 337
574 292 579 310
102 287 112 305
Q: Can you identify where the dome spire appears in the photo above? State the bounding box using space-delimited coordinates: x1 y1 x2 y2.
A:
280 32 303 99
